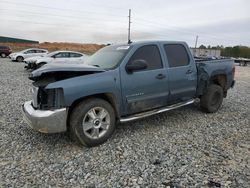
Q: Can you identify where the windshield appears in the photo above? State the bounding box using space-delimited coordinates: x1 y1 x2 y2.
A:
86 45 131 69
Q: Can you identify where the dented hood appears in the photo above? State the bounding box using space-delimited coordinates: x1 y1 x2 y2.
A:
30 63 105 81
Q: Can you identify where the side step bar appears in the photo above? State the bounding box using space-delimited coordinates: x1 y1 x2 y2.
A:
120 99 195 123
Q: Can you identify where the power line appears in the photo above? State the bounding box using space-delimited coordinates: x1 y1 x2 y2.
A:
133 20 243 43
0 8 127 24
0 0 126 18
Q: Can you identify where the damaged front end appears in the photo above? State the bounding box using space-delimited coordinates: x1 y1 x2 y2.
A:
22 63 105 133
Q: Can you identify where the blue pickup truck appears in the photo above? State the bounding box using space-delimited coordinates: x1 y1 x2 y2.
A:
22 41 235 147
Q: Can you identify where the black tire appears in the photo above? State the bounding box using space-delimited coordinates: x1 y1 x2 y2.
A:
69 98 116 147
200 84 223 113
1 53 6 58
36 62 46 69
16 56 24 62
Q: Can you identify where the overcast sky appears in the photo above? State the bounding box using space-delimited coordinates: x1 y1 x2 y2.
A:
0 0 249 47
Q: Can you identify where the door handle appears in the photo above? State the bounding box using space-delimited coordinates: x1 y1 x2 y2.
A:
156 74 166 79
186 69 193 74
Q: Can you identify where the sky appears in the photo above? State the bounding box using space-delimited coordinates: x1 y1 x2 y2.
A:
0 0 249 47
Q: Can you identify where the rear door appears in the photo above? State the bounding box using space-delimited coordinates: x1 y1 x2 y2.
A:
163 43 197 103
36 49 47 56
69 52 84 63
120 44 169 114
24 50 36 58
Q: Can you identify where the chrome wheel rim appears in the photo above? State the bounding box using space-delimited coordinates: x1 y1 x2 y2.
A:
82 107 110 139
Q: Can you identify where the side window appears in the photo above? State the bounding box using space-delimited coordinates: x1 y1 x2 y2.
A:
36 50 46 53
164 44 189 67
54 52 69 58
128 45 162 71
70 53 82 58
26 50 35 54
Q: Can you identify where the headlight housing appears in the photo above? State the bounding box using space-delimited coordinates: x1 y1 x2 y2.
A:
36 88 65 110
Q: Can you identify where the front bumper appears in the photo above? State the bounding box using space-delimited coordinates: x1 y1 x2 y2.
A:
22 101 67 133
10 56 16 61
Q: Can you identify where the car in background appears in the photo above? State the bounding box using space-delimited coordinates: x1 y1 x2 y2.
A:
9 48 48 62
0 46 12 58
24 50 87 70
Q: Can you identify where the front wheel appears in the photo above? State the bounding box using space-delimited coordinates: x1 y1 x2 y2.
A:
16 56 24 62
200 84 223 113
69 98 116 147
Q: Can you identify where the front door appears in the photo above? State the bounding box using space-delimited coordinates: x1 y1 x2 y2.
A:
121 44 169 114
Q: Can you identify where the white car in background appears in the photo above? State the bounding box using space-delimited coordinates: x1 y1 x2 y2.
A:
24 51 87 69
9 48 48 62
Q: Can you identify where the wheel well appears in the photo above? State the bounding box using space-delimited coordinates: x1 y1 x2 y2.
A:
17 56 23 59
210 74 227 91
66 93 119 131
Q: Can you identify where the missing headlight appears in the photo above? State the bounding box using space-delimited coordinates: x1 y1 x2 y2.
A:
37 88 65 110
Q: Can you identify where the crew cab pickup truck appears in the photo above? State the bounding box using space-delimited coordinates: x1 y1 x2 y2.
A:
22 41 235 147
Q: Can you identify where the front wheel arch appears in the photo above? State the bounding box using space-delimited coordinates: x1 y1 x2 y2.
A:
69 97 116 147
16 56 24 62
66 94 119 131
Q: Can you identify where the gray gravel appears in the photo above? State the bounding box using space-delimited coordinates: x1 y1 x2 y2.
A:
0 58 249 187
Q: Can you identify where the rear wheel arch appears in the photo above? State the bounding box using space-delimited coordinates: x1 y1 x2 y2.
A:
210 74 227 90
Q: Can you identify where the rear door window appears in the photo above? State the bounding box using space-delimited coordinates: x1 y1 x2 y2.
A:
164 44 190 67
70 53 82 58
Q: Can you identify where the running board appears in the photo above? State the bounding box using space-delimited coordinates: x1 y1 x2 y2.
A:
120 99 195 123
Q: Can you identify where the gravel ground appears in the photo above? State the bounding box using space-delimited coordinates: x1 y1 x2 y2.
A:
0 58 249 187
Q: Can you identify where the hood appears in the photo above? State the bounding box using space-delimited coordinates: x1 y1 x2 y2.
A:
30 63 105 81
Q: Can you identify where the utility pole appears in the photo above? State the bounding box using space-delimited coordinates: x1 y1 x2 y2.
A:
195 35 199 49
194 35 199 57
128 9 132 44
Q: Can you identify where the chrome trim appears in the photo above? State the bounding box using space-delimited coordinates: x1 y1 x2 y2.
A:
22 100 67 133
120 99 194 123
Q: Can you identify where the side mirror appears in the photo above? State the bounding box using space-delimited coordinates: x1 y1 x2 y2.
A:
126 59 148 73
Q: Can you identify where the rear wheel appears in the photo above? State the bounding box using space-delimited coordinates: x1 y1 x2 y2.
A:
69 98 116 147
1 53 6 58
16 56 24 62
200 84 223 113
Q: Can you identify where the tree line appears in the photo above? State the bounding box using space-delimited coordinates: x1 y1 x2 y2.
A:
198 45 250 58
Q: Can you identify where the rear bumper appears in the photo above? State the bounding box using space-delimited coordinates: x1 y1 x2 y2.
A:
22 101 67 133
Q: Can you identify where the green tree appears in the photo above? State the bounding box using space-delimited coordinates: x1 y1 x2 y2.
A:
199 45 206 49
